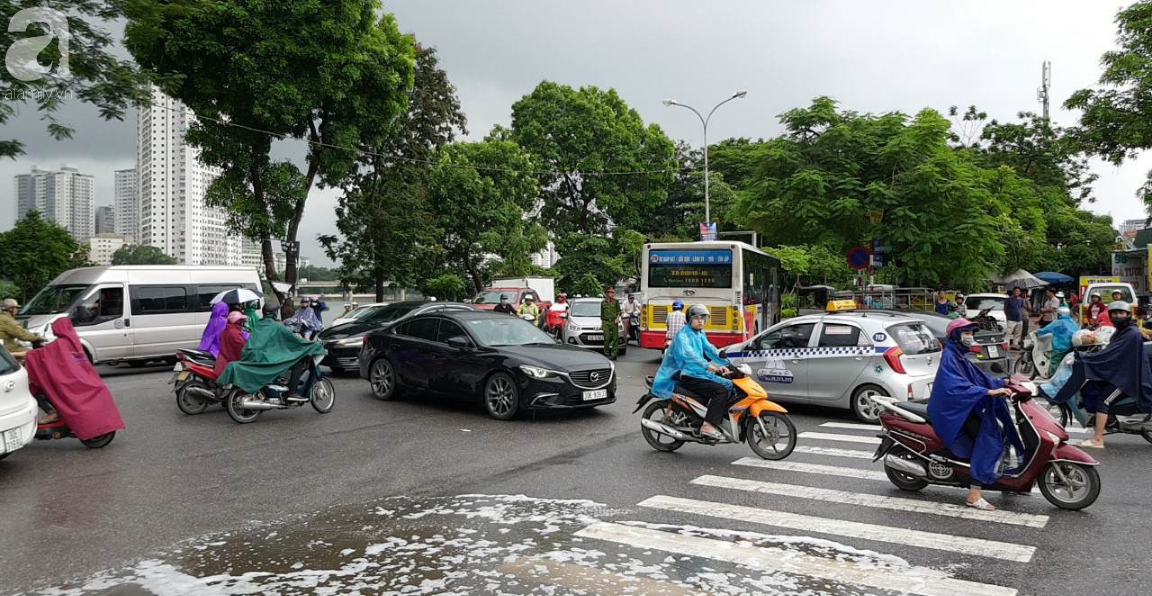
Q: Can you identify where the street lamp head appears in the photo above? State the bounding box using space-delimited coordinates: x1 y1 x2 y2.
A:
733 90 748 99
662 99 677 107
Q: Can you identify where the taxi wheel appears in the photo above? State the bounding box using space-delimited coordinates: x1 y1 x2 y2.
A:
851 385 889 424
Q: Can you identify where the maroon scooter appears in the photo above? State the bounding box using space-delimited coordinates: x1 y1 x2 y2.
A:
872 379 1101 510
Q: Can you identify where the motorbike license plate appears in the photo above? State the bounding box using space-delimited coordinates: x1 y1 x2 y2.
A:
176 371 190 382
587 335 603 342
987 346 1000 358
583 389 608 401
2 428 22 454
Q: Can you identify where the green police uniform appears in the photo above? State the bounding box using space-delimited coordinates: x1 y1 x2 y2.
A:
601 297 622 359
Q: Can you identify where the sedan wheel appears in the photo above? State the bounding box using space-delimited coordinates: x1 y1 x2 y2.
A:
370 359 399 401
852 385 888 424
484 372 520 421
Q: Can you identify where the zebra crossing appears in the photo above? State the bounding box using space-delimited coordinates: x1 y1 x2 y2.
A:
568 420 1057 596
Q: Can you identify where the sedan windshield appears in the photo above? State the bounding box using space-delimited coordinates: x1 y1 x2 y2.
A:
21 285 90 316
362 303 420 325
466 317 555 347
569 301 601 318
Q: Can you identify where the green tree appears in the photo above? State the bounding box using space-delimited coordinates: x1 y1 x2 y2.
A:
509 81 676 236
638 142 738 242
125 0 416 296
1 0 148 159
553 229 643 295
766 244 853 290
0 211 88 302
1066 0 1152 213
321 45 465 301
298 264 341 282
110 244 177 265
0 280 18 300
427 139 544 293
423 273 467 302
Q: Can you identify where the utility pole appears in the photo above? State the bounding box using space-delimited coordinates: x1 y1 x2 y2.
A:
1037 61 1051 121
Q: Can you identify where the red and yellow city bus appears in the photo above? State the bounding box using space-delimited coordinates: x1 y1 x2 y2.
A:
639 241 781 349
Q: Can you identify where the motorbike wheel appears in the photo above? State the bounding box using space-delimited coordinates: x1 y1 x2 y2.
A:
311 377 336 413
80 432 116 449
640 401 686 452
1038 462 1101 510
747 412 797 460
1045 400 1071 428
1014 356 1035 378
176 380 211 415
226 391 262 424
883 445 929 492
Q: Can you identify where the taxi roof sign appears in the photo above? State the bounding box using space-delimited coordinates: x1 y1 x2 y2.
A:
826 299 857 313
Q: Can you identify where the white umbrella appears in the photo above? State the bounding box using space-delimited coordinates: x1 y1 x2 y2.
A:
992 269 1047 289
210 288 264 305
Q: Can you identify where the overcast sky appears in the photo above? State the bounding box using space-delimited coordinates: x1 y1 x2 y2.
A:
2 0 1148 266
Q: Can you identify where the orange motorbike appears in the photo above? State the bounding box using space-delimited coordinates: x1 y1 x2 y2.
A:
636 364 797 460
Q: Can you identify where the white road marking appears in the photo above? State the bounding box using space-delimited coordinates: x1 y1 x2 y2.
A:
576 522 1018 596
691 475 1049 528
733 457 889 480
821 421 883 431
799 431 882 445
638 495 1035 562
793 445 876 459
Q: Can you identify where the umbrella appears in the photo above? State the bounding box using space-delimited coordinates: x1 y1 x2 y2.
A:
1035 271 1074 284
991 269 1048 289
210 288 264 305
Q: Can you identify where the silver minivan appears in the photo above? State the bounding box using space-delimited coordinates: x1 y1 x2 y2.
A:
17 266 262 365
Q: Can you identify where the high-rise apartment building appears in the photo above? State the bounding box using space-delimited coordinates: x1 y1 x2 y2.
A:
14 165 95 241
114 168 138 241
94 205 115 235
137 86 241 265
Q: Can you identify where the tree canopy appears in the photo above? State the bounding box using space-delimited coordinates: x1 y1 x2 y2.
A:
110 244 177 265
0 211 89 301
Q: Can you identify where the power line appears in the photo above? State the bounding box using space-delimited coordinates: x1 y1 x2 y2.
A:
147 100 698 178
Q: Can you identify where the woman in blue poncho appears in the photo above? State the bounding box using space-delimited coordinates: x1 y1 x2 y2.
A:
928 318 1023 511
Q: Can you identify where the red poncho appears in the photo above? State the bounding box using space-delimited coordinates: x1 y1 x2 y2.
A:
25 318 125 440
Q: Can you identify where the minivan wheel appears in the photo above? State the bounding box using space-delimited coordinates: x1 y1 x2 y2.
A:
852 385 889 423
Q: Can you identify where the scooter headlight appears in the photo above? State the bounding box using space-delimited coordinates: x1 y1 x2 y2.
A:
735 363 752 376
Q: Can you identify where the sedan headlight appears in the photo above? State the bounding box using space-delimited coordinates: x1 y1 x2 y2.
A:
335 336 363 346
519 365 557 379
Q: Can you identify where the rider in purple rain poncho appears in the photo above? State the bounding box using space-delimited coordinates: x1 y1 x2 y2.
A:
198 302 250 357
928 318 1024 511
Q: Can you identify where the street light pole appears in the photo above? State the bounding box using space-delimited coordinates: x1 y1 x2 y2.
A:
663 90 747 230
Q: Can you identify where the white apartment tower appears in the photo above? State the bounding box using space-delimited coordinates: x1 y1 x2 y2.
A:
114 168 138 240
14 165 95 241
137 86 242 265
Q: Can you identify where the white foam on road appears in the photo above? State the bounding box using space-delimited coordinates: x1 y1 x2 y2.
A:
799 431 882 445
576 522 1018 596
733 457 889 480
691 475 1049 528
638 495 1035 562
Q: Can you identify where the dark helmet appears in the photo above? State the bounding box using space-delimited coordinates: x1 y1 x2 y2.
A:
262 301 281 317
688 304 710 321
672 300 684 311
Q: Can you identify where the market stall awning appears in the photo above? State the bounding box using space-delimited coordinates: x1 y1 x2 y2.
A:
991 269 1048 289
1035 271 1074 284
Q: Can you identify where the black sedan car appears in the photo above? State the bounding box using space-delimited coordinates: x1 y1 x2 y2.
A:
359 310 616 420
318 301 473 373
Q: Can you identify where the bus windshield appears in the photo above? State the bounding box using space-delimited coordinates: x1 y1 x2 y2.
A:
647 249 733 289
20 285 90 316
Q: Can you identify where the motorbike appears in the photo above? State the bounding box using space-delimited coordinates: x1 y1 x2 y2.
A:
872 378 1102 510
1045 343 1152 444
171 348 225 414
635 364 797 460
971 308 1000 332
1014 331 1054 379
222 354 335 424
628 311 641 345
33 415 117 449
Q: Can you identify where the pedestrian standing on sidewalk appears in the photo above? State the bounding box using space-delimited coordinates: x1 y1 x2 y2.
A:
601 287 622 360
1040 288 1060 325
1004 287 1029 350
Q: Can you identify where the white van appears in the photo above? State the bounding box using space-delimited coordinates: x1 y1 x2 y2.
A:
17 266 262 365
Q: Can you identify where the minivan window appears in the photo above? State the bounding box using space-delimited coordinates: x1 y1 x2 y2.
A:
134 286 189 314
0 346 17 376
72 287 124 327
888 323 942 354
21 285 89 315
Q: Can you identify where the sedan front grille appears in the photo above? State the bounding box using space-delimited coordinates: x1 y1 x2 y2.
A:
567 368 614 388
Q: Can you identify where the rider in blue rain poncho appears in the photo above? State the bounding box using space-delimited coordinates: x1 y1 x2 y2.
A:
928 318 1024 511
652 304 733 440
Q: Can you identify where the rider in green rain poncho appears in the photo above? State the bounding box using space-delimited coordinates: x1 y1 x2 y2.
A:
244 301 260 333
219 302 326 395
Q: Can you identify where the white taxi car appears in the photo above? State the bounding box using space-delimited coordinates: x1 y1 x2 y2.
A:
721 301 942 423
0 347 37 460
